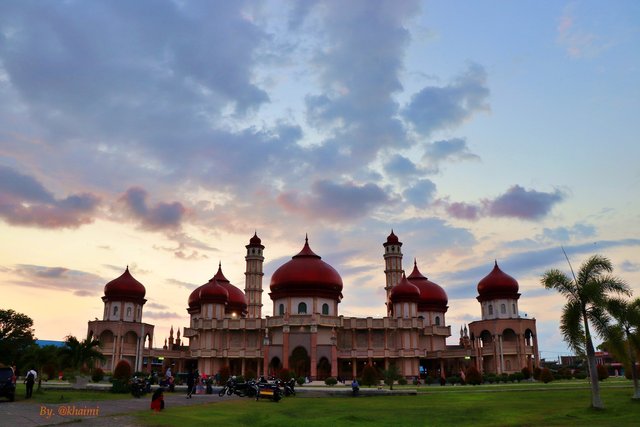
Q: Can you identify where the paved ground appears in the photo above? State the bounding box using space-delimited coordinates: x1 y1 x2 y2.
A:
0 383 414 426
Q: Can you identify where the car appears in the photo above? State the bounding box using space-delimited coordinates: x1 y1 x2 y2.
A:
0 367 16 402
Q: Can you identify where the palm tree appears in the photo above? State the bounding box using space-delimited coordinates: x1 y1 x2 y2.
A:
60 336 105 372
541 254 630 409
605 297 640 399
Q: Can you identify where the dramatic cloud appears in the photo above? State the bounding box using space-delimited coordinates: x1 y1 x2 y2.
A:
485 185 565 220
277 180 392 221
444 201 481 221
119 187 186 230
0 165 100 228
11 264 105 297
402 64 490 136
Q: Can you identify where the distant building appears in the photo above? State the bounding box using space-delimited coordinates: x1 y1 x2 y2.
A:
88 232 539 379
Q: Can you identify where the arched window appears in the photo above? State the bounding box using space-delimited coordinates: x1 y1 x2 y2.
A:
126 307 132 318
488 305 493 315
298 302 307 314
279 304 285 315
435 316 440 326
113 305 118 317
505 360 511 371
322 303 329 315
501 304 506 314
512 304 516 315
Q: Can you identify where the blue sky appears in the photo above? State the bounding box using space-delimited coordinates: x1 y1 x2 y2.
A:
0 0 638 361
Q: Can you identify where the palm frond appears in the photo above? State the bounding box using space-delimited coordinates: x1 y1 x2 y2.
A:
541 269 576 299
588 305 612 340
577 255 612 287
561 299 585 354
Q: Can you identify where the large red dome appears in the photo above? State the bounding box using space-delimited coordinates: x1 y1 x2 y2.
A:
270 237 343 300
199 278 229 304
477 261 520 302
407 260 448 312
390 274 420 303
188 284 204 309
103 267 146 303
212 263 247 315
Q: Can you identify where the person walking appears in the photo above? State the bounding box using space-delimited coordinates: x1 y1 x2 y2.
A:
186 369 196 398
24 367 37 399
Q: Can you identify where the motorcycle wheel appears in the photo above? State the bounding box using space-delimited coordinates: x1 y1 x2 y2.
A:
218 387 227 397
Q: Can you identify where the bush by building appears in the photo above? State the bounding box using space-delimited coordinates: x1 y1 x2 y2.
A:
597 364 609 381
540 368 554 383
465 366 482 385
91 367 104 382
533 367 542 381
521 366 531 380
324 376 337 386
218 365 230 384
361 364 379 387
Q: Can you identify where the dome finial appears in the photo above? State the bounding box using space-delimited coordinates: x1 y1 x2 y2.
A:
305 233 308 244
414 258 417 268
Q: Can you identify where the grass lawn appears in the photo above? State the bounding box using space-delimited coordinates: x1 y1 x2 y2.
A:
134 382 640 427
13 383 131 403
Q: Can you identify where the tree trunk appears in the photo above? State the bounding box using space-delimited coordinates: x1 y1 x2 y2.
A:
583 313 604 409
626 331 640 400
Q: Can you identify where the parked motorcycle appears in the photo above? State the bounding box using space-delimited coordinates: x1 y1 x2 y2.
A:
255 381 282 402
276 378 296 397
218 378 234 397
230 378 258 398
130 376 149 398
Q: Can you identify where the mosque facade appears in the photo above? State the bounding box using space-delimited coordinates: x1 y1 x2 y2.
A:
87 231 539 380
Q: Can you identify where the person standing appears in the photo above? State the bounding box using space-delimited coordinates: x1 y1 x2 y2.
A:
25 367 37 399
186 369 195 399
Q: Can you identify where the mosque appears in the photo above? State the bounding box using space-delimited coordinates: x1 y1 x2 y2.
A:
87 231 539 380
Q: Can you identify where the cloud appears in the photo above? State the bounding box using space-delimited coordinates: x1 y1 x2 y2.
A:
144 311 182 320
0 165 100 228
484 185 565 220
402 64 490 136
538 223 596 243
384 154 420 179
118 187 186 230
556 6 612 59
402 179 437 208
422 138 480 169
444 201 481 221
277 179 392 221
11 264 105 297
620 260 640 273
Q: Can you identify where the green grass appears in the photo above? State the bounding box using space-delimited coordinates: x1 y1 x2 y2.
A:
134 383 640 427
12 383 131 403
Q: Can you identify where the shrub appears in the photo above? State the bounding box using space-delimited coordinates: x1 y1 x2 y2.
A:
412 377 420 386
277 368 292 382
484 373 497 384
398 377 407 386
446 375 461 385
513 372 524 383
521 366 531 380
361 364 379 387
624 364 639 380
465 366 482 386
62 368 76 381
533 367 542 381
218 366 230 384
296 376 305 386
113 360 132 381
91 367 105 383
574 371 588 380
507 374 517 383
540 368 554 383
324 376 337 386
597 364 609 381
111 379 130 393
500 373 509 383
439 376 446 386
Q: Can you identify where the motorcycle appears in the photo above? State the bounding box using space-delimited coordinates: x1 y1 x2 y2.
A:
130 376 149 398
230 378 258 398
276 378 296 397
255 380 282 402
218 378 234 397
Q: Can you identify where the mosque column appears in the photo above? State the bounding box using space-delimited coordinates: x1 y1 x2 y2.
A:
310 325 318 380
283 326 290 370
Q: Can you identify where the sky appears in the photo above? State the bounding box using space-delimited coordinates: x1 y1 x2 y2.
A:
1 0 639 362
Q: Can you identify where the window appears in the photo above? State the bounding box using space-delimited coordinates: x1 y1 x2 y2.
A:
488 305 493 315
322 303 329 315
278 304 285 315
501 304 506 314
113 305 118 316
298 302 307 314
512 304 516 314
126 307 132 318
434 316 440 326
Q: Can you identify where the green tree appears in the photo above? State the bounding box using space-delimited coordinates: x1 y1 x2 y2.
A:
0 309 36 366
361 364 379 387
382 364 400 390
20 344 61 391
604 297 640 399
541 254 630 409
60 335 105 371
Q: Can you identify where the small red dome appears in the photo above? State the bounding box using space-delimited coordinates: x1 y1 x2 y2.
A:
212 263 247 315
477 261 520 302
199 278 229 304
270 236 343 300
390 274 420 303
249 232 262 246
407 260 448 312
383 230 402 247
188 284 204 308
104 267 146 303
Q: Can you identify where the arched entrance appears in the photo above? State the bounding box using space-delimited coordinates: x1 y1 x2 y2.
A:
317 357 331 380
289 346 310 378
269 357 282 377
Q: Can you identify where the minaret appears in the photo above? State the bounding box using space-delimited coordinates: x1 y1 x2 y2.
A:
244 232 265 319
383 230 403 316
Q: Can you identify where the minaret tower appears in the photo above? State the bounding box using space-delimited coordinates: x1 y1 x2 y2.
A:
383 230 403 316
244 232 265 319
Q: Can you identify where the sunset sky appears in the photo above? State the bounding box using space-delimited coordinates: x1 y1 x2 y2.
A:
1 1 639 362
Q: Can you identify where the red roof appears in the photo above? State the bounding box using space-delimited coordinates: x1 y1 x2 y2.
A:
103 266 146 303
199 278 229 304
270 236 343 300
390 274 420 303
477 261 520 302
407 260 448 311
248 232 263 247
212 263 247 314
383 230 402 247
